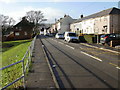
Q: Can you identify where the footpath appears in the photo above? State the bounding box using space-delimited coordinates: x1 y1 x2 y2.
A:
26 36 55 89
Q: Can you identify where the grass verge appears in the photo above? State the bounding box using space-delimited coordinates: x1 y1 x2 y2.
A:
1 40 31 89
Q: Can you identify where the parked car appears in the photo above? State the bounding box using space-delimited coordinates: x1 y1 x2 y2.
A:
55 33 64 39
64 32 79 42
46 33 54 37
100 33 120 45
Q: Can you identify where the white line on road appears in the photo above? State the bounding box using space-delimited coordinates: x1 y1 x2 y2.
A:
81 43 119 54
79 47 83 49
116 67 120 69
109 63 120 70
54 40 57 42
80 51 102 62
58 42 64 45
66 45 75 50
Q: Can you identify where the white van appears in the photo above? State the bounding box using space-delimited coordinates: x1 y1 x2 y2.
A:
64 32 79 42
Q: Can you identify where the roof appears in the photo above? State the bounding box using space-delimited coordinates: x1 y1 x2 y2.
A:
73 7 120 23
55 15 73 24
14 17 34 28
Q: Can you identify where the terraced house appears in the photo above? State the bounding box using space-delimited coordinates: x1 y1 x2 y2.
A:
70 7 120 35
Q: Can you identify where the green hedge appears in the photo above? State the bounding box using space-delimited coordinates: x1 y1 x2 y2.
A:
83 34 94 43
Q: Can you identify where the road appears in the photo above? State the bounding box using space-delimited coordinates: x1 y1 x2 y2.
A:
40 35 119 89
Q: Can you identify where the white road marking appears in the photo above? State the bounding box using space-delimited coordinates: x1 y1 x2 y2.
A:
58 42 64 45
79 47 83 49
116 67 120 69
109 63 120 70
80 51 102 62
66 45 75 49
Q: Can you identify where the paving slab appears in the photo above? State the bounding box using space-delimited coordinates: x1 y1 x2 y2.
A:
26 36 55 89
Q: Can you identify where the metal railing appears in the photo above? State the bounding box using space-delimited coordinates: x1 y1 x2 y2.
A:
0 36 36 90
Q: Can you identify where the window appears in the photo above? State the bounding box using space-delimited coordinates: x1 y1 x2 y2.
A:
16 27 18 29
19 27 22 31
24 32 27 35
15 32 19 36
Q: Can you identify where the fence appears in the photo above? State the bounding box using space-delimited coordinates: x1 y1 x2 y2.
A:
0 36 36 90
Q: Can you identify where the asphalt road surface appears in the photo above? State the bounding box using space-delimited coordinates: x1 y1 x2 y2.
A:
40 35 119 89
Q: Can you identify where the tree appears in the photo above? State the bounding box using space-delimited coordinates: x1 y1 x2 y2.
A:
25 10 47 34
0 14 15 35
8 17 15 27
26 10 46 25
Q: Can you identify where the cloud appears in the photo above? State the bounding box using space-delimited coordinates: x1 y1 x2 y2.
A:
4 6 65 24
0 0 18 3
0 0 119 3
40 7 65 23
23 6 65 23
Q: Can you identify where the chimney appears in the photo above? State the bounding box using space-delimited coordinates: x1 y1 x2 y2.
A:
60 18 63 20
64 14 67 17
80 15 83 18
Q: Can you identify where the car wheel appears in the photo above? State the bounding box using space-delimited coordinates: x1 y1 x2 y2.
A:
102 43 105 45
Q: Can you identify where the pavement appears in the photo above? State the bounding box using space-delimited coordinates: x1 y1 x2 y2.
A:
26 36 55 89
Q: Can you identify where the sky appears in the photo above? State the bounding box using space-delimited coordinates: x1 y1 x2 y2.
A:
0 0 119 24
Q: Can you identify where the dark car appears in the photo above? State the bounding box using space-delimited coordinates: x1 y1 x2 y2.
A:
100 33 120 45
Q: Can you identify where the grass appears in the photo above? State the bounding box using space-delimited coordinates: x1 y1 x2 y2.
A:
2 40 31 52
84 34 94 43
1 39 32 89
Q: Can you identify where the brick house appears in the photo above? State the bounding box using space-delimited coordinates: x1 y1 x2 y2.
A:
12 17 34 40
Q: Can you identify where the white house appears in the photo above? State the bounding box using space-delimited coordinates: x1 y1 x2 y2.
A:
55 15 76 34
50 24 56 34
70 7 120 35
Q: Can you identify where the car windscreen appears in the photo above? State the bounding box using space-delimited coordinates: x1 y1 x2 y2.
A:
68 33 76 36
58 34 63 35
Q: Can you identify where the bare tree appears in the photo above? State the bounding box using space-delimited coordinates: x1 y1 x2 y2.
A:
25 10 47 34
0 14 15 35
26 10 46 25
0 14 9 26
8 17 15 27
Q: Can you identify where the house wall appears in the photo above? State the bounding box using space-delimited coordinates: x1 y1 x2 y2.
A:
56 22 61 31
94 15 109 34
14 31 32 40
82 19 94 34
70 22 82 35
50 24 55 33
71 14 120 35
57 16 75 34
109 14 120 33
70 19 94 35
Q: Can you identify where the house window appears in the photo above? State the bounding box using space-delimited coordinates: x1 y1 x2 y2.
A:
15 32 20 36
16 27 18 29
19 27 22 31
24 32 27 35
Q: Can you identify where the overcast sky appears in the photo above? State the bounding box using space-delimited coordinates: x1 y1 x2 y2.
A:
0 0 119 24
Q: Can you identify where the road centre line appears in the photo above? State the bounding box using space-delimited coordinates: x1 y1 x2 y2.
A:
80 51 102 62
66 45 75 50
